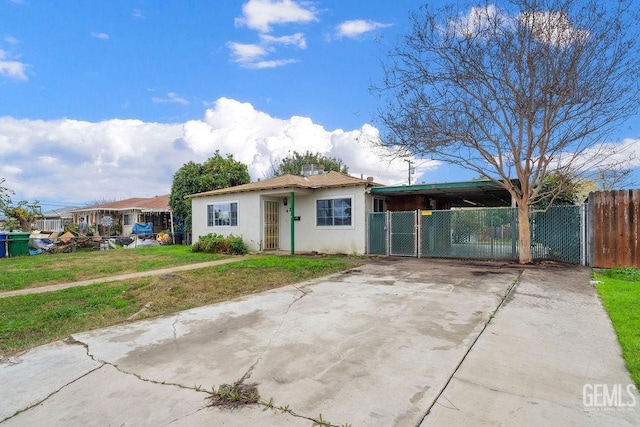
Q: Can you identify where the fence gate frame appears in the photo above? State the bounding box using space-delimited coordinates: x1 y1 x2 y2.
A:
368 205 587 265
388 211 418 257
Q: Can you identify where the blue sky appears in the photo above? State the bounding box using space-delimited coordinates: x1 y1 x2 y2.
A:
2 0 422 128
0 0 638 211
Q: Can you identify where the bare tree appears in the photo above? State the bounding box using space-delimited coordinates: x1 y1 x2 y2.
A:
375 0 640 263
591 153 638 190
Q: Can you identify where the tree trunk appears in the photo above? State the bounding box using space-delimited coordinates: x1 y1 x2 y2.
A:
517 204 532 264
17 215 31 232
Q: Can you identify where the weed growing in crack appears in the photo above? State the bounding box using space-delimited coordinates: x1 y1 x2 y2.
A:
212 388 353 427
277 403 292 413
206 382 260 409
261 396 275 411
312 413 330 426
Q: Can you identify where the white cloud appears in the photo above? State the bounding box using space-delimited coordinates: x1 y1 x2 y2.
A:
131 9 144 19
4 36 19 45
449 4 503 38
235 0 318 33
229 1 314 68
227 35 304 68
520 11 589 46
151 92 190 105
335 19 392 39
450 5 588 47
227 42 269 64
0 49 27 80
0 98 428 205
248 58 299 69
0 165 22 176
91 32 110 40
260 32 306 48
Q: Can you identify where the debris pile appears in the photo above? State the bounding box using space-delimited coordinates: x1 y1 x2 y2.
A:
26 230 166 255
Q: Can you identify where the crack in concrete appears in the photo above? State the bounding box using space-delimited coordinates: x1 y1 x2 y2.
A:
229 286 350 426
238 286 308 384
259 400 345 427
164 406 208 425
4 284 344 426
71 335 210 396
171 315 180 354
1 363 104 423
2 335 213 425
414 270 526 427
452 376 578 411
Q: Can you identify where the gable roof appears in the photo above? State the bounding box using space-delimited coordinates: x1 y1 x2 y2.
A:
42 207 76 218
186 171 381 199
72 195 171 213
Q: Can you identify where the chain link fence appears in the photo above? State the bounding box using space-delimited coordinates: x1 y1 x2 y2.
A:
368 205 585 264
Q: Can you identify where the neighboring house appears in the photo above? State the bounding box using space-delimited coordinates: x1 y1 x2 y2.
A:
187 171 384 254
71 195 172 236
34 207 75 233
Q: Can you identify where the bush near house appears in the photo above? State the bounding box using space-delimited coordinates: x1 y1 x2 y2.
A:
594 267 640 388
192 233 248 255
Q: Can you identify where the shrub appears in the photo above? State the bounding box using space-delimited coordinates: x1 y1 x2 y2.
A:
192 233 248 255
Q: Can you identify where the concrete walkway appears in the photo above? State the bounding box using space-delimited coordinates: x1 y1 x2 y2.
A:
0 257 244 298
1 258 638 426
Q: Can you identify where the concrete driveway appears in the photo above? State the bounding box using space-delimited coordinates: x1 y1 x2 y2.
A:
1 258 638 426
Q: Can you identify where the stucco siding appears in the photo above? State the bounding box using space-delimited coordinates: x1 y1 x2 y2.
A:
191 184 372 254
191 192 262 250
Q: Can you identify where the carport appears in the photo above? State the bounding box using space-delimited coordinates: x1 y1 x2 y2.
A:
368 179 585 264
372 179 516 211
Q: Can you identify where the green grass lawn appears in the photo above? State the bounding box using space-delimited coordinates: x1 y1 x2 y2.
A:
0 245 223 291
0 255 360 356
594 267 640 388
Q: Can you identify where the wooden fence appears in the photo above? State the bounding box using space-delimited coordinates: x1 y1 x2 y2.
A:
590 190 640 268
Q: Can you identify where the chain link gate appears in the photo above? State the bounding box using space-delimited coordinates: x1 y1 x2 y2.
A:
421 208 519 260
389 211 417 256
368 205 585 264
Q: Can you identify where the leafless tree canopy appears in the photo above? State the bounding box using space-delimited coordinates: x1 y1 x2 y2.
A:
376 0 640 262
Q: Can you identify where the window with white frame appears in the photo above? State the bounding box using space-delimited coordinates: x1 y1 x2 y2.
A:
316 197 352 226
207 202 238 227
123 214 132 226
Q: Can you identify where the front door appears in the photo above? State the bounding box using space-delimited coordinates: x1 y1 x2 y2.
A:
263 200 279 250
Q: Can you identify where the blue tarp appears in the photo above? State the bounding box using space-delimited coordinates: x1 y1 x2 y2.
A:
132 222 153 234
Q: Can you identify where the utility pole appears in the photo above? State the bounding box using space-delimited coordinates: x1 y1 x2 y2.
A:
404 159 413 185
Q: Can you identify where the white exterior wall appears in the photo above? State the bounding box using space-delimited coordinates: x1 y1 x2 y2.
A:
191 184 373 254
281 187 369 254
191 192 263 251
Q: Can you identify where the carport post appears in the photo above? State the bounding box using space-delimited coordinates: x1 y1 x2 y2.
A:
290 191 295 255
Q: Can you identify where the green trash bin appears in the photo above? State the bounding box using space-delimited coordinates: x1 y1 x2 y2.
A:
8 232 30 256
0 232 7 258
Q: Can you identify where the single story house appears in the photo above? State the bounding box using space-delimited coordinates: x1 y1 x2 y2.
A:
71 195 172 236
34 207 75 233
187 171 384 254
